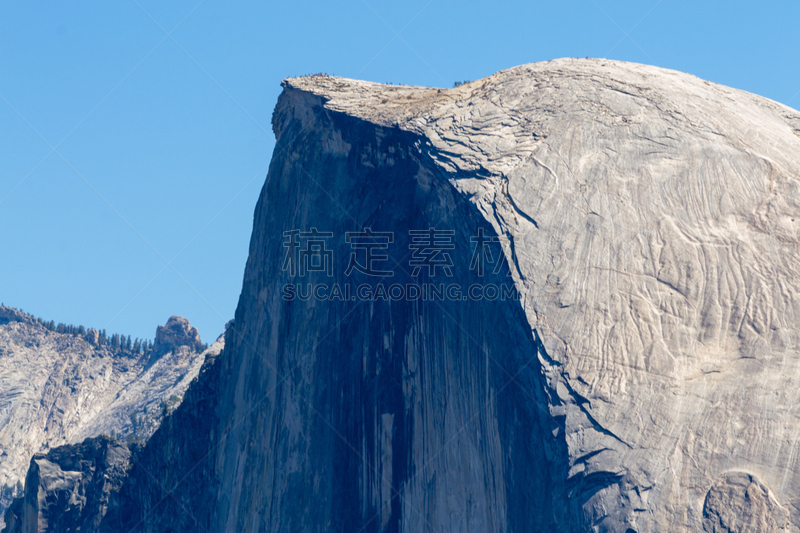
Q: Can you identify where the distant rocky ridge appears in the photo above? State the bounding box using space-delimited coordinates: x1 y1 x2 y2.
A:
0 306 221 528
1 340 226 533
0 308 32 327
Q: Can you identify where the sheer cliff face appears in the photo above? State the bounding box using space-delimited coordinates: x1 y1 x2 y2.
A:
215 87 569 533
109 59 800 532
261 60 800 532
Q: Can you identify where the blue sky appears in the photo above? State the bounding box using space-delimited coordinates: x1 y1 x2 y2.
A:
1 0 799 342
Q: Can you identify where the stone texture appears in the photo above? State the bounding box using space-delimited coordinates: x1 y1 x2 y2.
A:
152 316 203 359
83 329 99 346
86 59 800 531
277 59 800 531
73 334 224 444
0 309 33 328
703 472 791 533
2 436 130 533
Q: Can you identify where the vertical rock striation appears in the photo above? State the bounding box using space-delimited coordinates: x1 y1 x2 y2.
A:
211 97 568 532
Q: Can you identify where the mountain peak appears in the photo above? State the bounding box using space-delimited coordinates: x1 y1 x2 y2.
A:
153 316 203 358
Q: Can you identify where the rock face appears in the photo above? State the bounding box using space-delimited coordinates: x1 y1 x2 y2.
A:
94 59 800 532
152 316 203 358
99 346 224 533
0 309 217 526
702 472 791 533
2 436 130 533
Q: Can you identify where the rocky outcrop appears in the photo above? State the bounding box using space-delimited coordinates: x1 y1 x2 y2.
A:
152 316 203 359
0 310 216 527
1 436 130 533
83 329 99 346
74 59 800 531
0 309 34 327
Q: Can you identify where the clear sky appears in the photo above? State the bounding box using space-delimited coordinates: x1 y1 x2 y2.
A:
1 0 799 342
